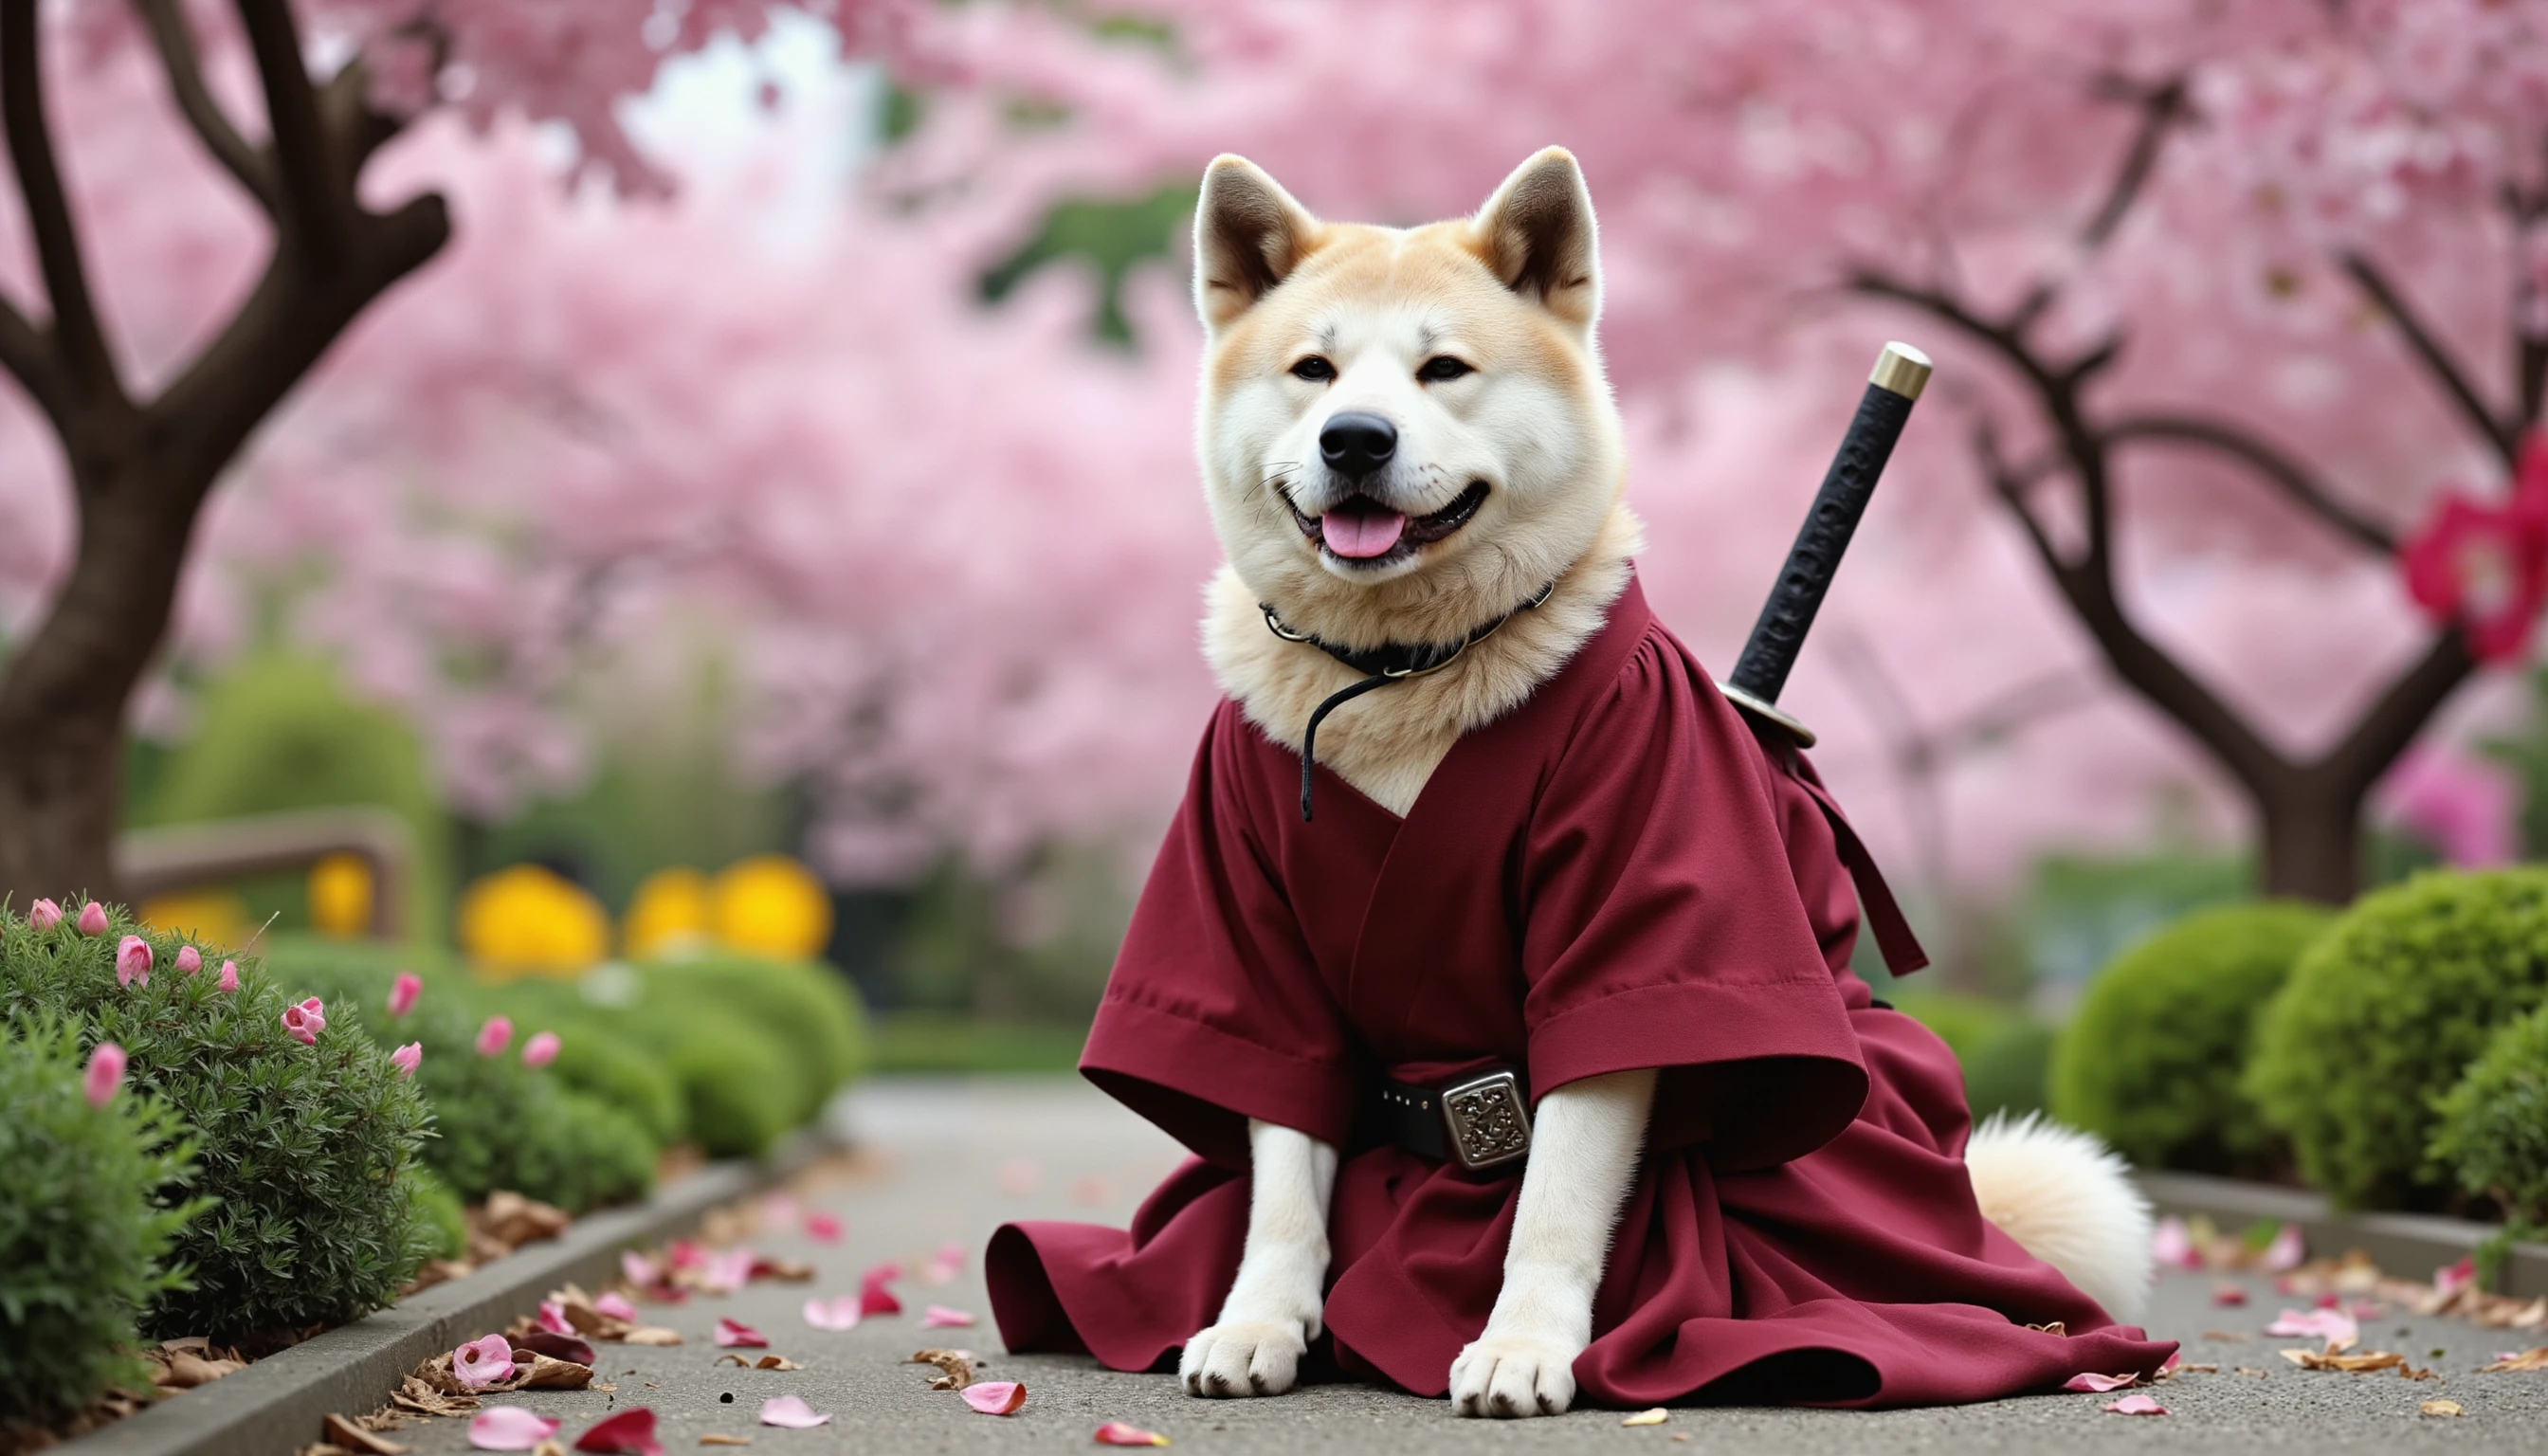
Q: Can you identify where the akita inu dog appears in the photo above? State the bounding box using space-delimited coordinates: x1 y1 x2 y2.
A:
1163 148 2154 1416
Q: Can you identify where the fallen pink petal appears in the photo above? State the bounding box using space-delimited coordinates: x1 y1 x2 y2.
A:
2437 1256 2476 1296
27 898 61 931
522 1029 561 1067
2149 1215 2195 1270
76 901 108 936
961 1381 1026 1415
83 1042 126 1107
573 1408 663 1456
2102 1393 2167 1416
2260 1221 2304 1272
803 1297 860 1332
538 1300 574 1337
216 961 239 992
701 1247 754 1294
452 1333 516 1390
2264 1309 2357 1344
756 1394 830 1429
1094 1421 1171 1447
596 1290 641 1321
115 935 153 988
476 1014 514 1057
668 1240 705 1270
391 1042 423 1078
804 1211 843 1243
174 944 202 975
389 971 422 1017
2062 1371 2138 1392
713 1317 769 1348
2211 1283 2248 1306
621 1251 661 1288
920 1305 975 1329
858 1277 902 1318
467 1407 562 1451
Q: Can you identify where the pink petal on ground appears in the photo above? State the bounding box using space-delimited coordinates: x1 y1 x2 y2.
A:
701 1248 754 1294
2264 1309 2357 1343
920 1305 975 1329
2211 1283 2248 1306
83 1042 126 1107
713 1318 769 1348
175 945 202 975
757 1394 830 1429
522 1030 560 1067
621 1251 661 1288
2437 1256 2476 1296
1094 1421 1171 1447
116 936 153 988
803 1297 860 1332
2102 1393 2167 1416
452 1334 516 1390
468 1407 562 1451
27 898 61 930
961 1381 1026 1415
595 1291 641 1321
216 961 239 992
537 1300 574 1337
668 1241 705 1270
573 1409 663 1456
2348 1300 2386 1320
391 1042 422 1078
77 901 108 936
2260 1221 2305 1272
921 1239 965 1283
2160 1351 2181 1374
2313 1292 2339 1309
2063 1372 2138 1392
2149 1215 2195 1270
475 1015 514 1057
804 1211 842 1244
859 1276 902 1318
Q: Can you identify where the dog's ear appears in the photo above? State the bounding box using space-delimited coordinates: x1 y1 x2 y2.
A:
1193 155 1320 332
1471 148 1600 329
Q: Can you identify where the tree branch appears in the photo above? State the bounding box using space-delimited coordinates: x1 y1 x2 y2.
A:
0 288 61 411
2322 628 2478 800
2342 250 2515 465
234 0 348 269
138 0 277 211
2008 75 2185 335
0 1 118 400
2105 412 2397 554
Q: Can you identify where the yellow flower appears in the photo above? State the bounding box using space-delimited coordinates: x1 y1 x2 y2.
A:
458 864 610 979
709 855 832 961
625 866 714 960
307 852 374 938
138 890 252 953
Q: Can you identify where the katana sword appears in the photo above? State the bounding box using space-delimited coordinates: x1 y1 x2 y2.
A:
1718 340 1933 747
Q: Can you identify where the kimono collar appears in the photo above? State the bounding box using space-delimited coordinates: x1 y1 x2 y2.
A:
1262 581 1556 821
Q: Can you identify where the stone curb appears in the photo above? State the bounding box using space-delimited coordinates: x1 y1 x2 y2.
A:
64 1132 837 1456
2138 1170 2548 1300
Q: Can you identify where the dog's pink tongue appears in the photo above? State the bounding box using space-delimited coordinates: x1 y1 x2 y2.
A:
1321 509 1407 558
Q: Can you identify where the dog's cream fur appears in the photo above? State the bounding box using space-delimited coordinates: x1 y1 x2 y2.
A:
1175 149 2154 1416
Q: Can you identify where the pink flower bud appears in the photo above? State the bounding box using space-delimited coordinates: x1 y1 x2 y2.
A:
27 898 62 931
391 1042 422 1079
520 1030 560 1067
76 901 108 936
388 971 422 1018
174 945 202 975
84 1042 126 1107
215 961 239 993
282 1003 319 1045
475 1015 514 1058
115 935 154 988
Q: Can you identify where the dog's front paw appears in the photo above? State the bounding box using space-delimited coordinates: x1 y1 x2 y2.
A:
1448 1333 1579 1418
1180 1320 1307 1398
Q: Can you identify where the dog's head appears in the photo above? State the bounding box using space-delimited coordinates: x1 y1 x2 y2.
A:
1192 147 1625 646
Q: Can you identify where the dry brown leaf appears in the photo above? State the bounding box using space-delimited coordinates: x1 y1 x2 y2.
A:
532 1442 567 1456
711 1355 803 1371
699 1438 754 1447
622 1326 683 1346
2177 1363 2220 1374
2420 1399 2464 1417
907 1349 975 1389
748 1256 814 1283
158 1337 210 1354
2234 1366 2267 1376
388 1376 476 1418
2025 1321 2067 1337
2481 1345 2548 1372
2280 1346 2407 1374
321 1413 407 1455
410 1350 592 1396
158 1352 246 1388
469 1191 572 1254
2200 1331 2250 1343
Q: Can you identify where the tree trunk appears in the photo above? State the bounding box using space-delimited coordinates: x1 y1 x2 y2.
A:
2256 774 2369 904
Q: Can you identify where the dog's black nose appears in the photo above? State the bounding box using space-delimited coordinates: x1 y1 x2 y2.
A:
1320 412 1396 477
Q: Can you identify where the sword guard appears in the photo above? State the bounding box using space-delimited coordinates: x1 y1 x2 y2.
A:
1717 681 1816 748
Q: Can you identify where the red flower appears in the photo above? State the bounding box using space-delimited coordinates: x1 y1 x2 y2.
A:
2401 437 2548 664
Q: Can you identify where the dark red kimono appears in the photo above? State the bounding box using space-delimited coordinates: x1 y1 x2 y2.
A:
989 575 2173 1407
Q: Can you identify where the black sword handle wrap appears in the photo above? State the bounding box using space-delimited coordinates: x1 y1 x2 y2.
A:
1729 379 1917 705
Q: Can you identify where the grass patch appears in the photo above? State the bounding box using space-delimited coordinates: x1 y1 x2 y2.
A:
872 1012 1087 1074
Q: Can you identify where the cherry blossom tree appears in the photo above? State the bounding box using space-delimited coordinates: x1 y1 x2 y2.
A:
899 0 2548 901
0 0 893 901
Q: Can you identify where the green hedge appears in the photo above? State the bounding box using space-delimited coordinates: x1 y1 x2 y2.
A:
0 1021 204 1424
2430 1000 2548 1223
0 907 436 1339
2248 868 2548 1209
642 953 867 1121
2049 901 2332 1174
1893 992 2051 1120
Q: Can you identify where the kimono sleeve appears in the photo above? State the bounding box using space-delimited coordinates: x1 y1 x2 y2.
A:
1079 702 1361 1169
1519 633 1867 1172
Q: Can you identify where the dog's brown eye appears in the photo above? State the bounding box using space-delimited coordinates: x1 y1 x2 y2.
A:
1417 355 1473 383
1290 356 1337 381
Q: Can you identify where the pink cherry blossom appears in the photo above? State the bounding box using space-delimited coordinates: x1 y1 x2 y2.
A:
83 1042 126 1107
756 1394 829 1429
475 1015 513 1057
521 1030 561 1067
960 1381 1025 1415
467 1406 561 1451
174 945 202 975
215 961 239 993
76 902 107 937
451 1333 516 1390
391 1042 423 1078
388 971 422 1017
698 1247 754 1295
27 898 61 931
114 936 152 988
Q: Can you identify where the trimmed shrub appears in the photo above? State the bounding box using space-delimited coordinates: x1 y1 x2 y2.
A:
0 906 436 1340
642 953 866 1121
2049 901 2333 1174
0 1021 205 1424
2430 1000 2548 1222
2248 868 2548 1209
1894 992 2051 1119
659 1016 807 1157
407 1166 469 1263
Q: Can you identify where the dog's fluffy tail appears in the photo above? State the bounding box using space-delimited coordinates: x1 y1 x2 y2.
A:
1966 1111 2154 1322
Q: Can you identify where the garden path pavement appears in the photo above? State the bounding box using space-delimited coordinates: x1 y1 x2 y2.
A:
382 1076 2548 1456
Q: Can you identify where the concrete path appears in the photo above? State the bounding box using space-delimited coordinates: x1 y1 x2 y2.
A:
386 1077 2548 1455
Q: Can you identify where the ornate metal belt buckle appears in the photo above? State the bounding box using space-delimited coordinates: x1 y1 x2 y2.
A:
1439 1069 1532 1172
